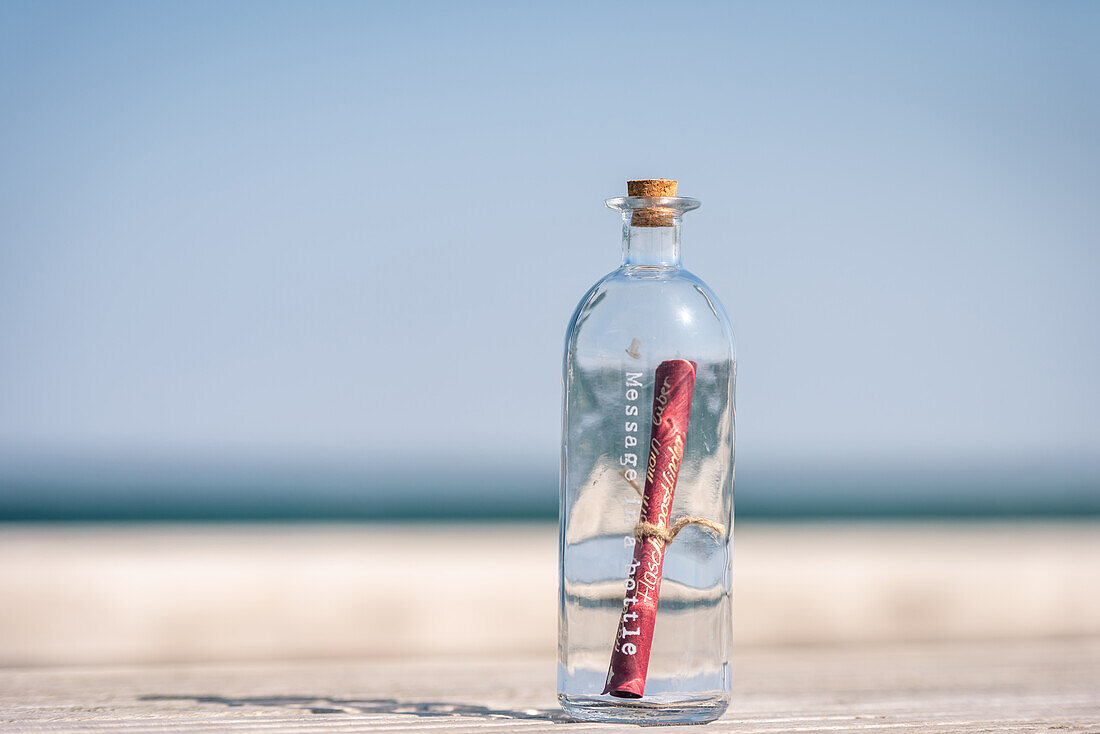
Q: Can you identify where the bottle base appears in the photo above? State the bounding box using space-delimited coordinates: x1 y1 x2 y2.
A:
558 692 728 725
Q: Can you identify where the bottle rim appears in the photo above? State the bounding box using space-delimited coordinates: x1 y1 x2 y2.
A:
605 196 701 215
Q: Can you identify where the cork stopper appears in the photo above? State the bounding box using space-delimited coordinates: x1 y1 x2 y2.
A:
627 179 678 227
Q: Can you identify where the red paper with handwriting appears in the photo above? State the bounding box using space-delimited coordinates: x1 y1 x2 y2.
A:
603 359 697 698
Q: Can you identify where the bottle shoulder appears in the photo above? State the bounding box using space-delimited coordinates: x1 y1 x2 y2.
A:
564 266 735 361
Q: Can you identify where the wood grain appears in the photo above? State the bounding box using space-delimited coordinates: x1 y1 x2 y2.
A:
2 640 1098 732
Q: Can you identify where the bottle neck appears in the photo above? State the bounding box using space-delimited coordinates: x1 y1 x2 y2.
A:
622 217 682 269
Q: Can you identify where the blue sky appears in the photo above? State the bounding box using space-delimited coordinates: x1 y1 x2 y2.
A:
1 1 1097 477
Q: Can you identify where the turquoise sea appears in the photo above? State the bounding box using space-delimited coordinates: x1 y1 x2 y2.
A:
1 455 1096 521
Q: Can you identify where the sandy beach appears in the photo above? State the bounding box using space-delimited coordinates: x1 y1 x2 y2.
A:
1 521 1096 667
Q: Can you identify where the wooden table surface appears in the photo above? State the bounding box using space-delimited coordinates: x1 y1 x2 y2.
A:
3 639 1098 733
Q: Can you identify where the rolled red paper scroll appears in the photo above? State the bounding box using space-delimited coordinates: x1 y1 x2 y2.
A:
603 358 697 698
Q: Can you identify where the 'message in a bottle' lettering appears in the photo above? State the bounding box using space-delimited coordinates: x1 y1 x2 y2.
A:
622 370 643 481
621 371 644 528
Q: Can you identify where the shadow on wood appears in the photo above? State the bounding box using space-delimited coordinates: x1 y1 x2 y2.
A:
139 694 574 723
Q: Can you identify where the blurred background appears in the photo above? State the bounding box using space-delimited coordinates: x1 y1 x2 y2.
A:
1 1 1097 667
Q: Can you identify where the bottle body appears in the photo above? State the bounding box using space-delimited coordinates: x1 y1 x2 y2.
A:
558 246 736 724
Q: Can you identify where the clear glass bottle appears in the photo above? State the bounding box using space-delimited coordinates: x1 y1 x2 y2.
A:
558 181 736 725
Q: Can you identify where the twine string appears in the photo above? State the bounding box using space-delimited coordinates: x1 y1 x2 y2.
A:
620 467 726 545
635 516 725 545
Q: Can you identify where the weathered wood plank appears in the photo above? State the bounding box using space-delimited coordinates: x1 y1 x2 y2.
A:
2 640 1098 732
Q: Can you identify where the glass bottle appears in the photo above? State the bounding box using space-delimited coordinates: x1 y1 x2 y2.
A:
558 180 736 724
